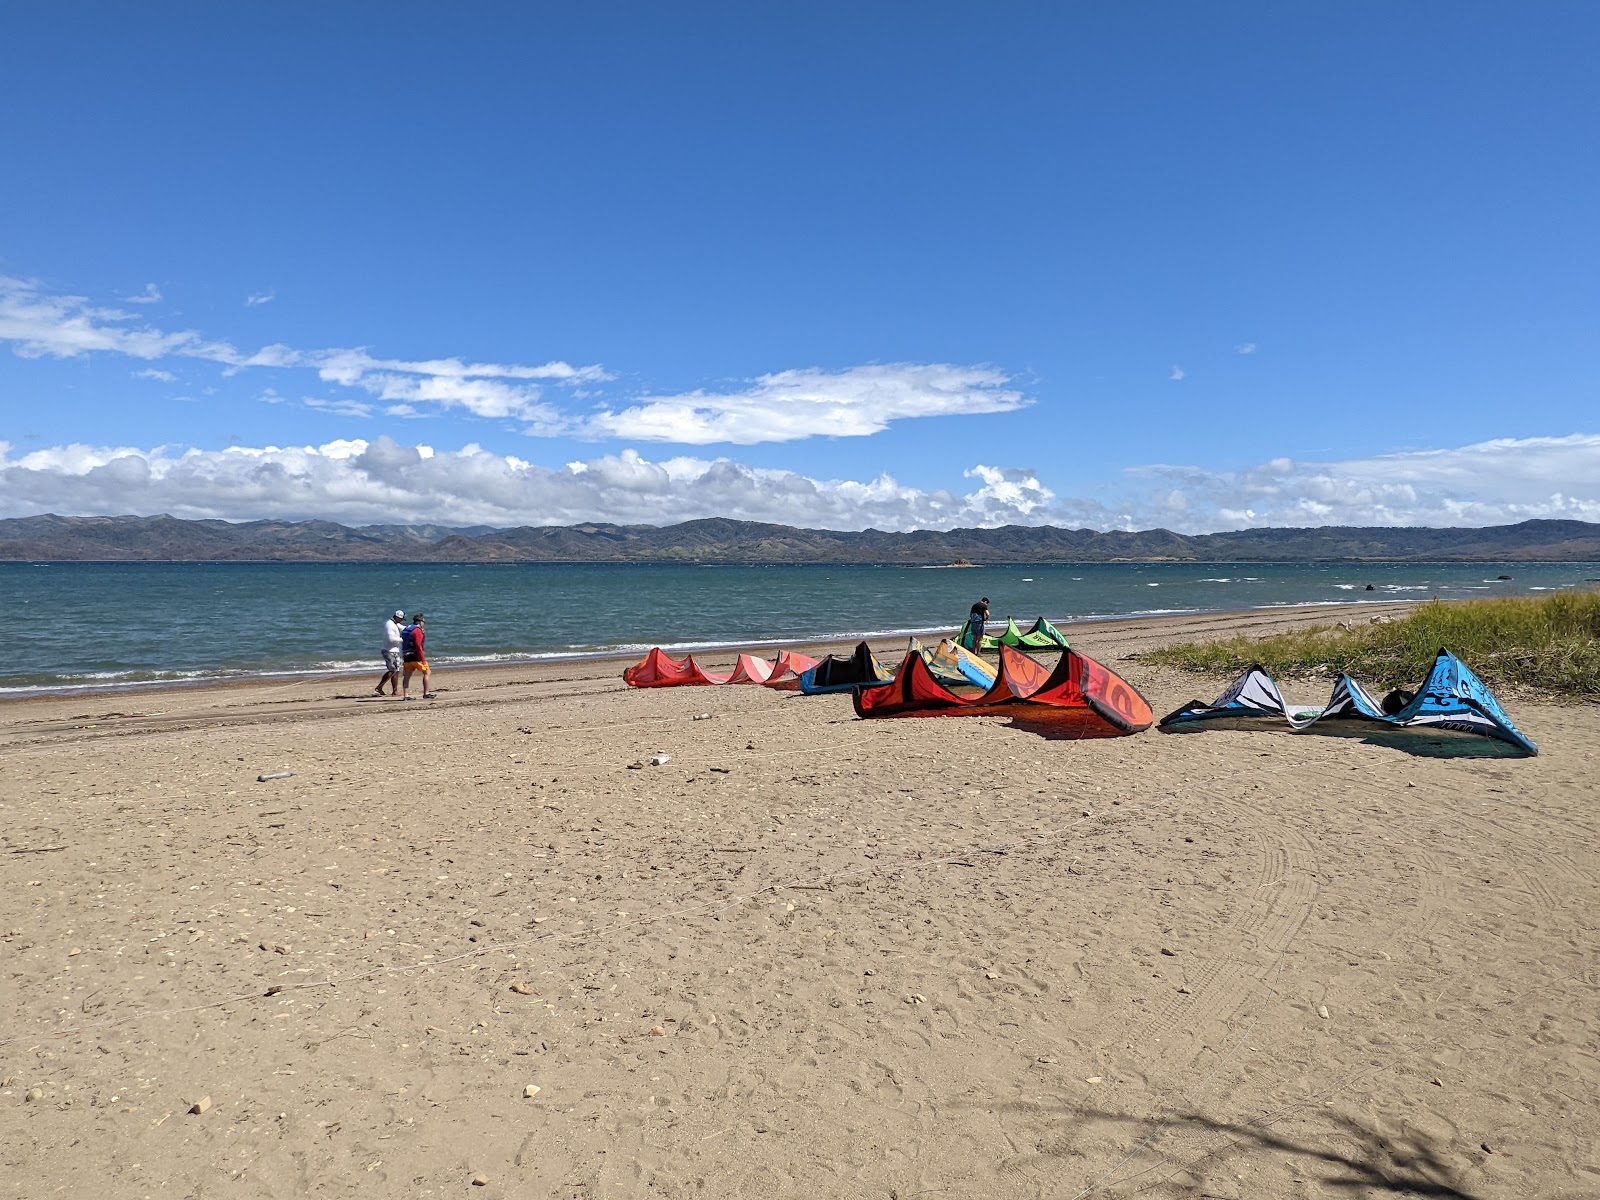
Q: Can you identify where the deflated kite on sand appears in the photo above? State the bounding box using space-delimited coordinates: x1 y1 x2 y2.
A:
912 636 997 689
798 642 896 695
1156 649 1538 756
853 643 1153 736
623 648 821 688
957 615 1070 653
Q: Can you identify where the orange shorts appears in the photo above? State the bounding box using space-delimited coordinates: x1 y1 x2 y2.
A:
404 659 429 675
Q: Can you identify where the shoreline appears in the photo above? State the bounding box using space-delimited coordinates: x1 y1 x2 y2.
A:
3 598 1426 704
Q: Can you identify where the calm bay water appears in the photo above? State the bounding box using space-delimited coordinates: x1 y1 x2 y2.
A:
11 559 1600 694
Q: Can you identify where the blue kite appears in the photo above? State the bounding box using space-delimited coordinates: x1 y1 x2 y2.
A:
1157 649 1537 757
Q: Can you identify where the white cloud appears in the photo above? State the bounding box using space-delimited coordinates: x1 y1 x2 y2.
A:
0 275 236 362
1169 364 1185 381
4 433 1596 534
1235 342 1257 355
0 274 607 426
1131 434 1600 531
135 368 176 383
581 364 1027 444
0 438 1074 531
0 275 1029 445
126 283 162 305
304 397 374 419
245 289 275 307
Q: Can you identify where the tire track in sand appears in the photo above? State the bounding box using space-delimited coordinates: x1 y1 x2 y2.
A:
1137 811 1318 1053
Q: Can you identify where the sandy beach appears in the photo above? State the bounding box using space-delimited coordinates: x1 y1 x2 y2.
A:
2 603 1597 1199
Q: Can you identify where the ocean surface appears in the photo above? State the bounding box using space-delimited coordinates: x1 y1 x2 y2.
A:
11 560 1600 695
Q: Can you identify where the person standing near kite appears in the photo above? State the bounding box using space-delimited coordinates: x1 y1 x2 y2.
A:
968 597 991 650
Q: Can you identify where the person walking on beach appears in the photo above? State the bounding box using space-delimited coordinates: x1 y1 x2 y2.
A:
400 613 437 700
968 597 991 651
376 608 406 696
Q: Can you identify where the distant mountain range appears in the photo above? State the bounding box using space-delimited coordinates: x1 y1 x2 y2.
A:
4 513 1600 563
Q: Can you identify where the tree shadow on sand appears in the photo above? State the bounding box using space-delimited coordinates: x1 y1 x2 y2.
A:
976 1100 1482 1198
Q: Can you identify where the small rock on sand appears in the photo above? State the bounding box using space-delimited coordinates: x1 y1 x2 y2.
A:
188 1096 211 1115
523 1084 541 1098
26 1087 43 1102
471 1174 489 1186
509 982 534 995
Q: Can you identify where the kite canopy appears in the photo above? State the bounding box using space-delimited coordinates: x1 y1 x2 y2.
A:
922 637 997 688
766 649 821 687
799 642 895 694
623 647 823 688
958 616 1071 652
1157 649 1538 756
622 647 703 687
854 644 1153 735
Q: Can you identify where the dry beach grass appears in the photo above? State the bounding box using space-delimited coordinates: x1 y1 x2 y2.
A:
1 604 1597 1198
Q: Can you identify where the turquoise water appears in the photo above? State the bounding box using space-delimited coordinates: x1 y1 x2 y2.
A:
11 560 1599 694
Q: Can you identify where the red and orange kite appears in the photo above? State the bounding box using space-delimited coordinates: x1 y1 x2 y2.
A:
852 644 1152 736
623 648 821 688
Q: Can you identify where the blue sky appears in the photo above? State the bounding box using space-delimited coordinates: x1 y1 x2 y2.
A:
2 2 1596 532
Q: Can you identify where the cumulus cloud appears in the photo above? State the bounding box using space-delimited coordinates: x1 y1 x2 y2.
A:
580 364 1027 444
135 368 176 383
245 289 275 307
1132 434 1600 531
4 433 1595 533
1235 342 1257 355
126 283 163 305
0 438 1080 531
1169 364 1185 381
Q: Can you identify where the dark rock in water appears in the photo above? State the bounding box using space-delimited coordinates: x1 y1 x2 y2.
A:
1497 574 1512 580
1364 584 1375 591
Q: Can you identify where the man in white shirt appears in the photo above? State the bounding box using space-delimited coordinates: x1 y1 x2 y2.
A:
376 608 406 697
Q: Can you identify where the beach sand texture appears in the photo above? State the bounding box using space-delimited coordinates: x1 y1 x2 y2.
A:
2 606 1597 1198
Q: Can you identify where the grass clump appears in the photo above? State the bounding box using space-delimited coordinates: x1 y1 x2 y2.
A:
1146 592 1600 699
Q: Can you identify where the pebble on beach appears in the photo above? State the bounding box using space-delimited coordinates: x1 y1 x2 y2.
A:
188 1096 211 1115
523 1084 541 1098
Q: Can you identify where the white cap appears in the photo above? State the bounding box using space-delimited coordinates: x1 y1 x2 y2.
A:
394 609 406 620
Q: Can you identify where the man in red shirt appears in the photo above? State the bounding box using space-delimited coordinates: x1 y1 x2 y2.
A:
401 613 437 700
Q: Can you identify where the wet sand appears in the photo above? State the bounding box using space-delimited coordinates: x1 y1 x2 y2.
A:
2 603 1596 1198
